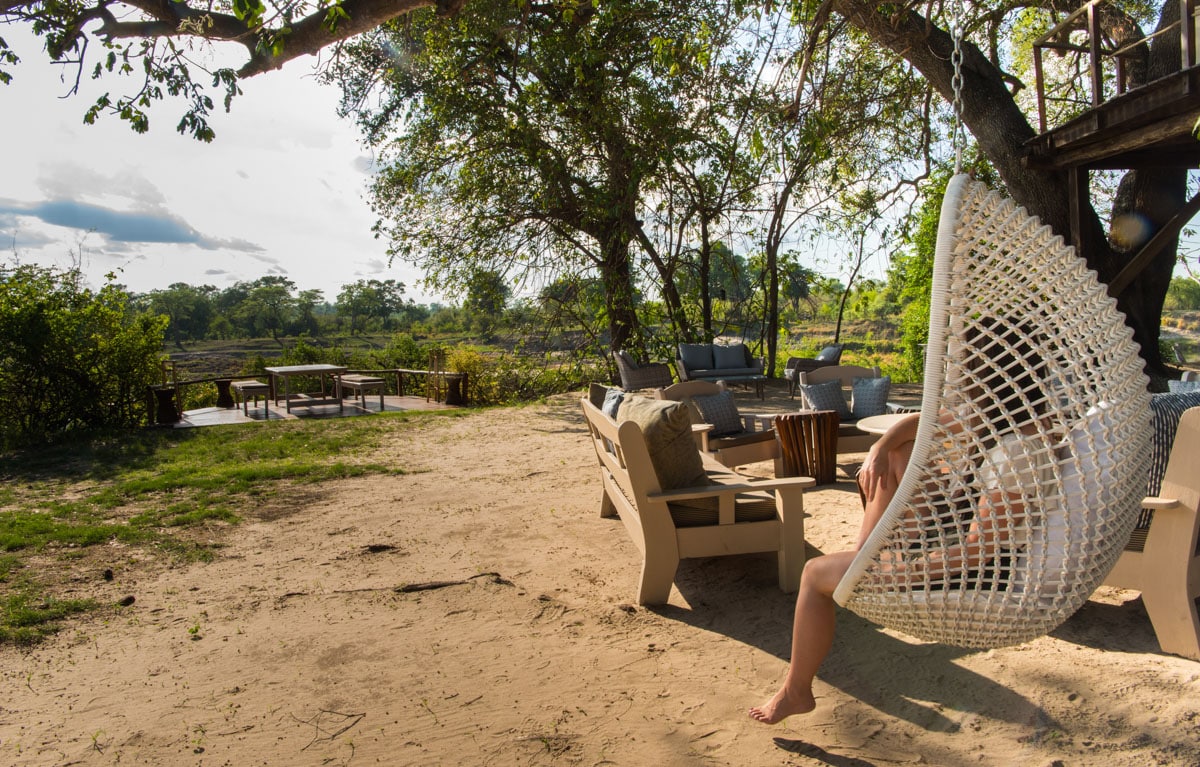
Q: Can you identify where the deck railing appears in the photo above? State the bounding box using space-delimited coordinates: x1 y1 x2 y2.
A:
1032 0 1198 132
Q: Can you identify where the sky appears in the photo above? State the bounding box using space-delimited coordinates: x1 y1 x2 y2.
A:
0 25 439 304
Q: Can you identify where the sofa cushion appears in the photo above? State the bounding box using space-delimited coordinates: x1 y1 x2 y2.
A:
799 379 852 420
815 345 842 362
709 431 775 449
712 343 748 369
668 492 778 527
851 375 891 418
617 395 708 491
1167 379 1200 393
679 343 714 372
692 390 743 437
689 367 760 379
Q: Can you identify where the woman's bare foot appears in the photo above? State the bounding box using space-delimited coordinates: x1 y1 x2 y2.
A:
747 686 816 725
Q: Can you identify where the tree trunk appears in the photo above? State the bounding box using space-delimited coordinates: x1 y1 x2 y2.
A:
833 0 1183 380
699 216 714 341
597 224 641 356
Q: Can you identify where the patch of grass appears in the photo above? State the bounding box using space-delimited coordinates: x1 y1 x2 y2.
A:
0 590 96 645
0 408 444 645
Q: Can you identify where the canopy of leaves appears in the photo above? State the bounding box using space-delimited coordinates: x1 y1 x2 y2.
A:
0 265 167 448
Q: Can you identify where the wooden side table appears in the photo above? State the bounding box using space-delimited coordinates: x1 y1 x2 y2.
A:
774 410 840 485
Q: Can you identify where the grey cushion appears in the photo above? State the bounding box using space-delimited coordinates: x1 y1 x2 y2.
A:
799 379 851 419
712 343 747 369
851 375 891 418
815 345 842 362
1167 379 1200 393
601 387 625 418
693 390 743 437
669 493 778 527
617 395 708 491
690 367 760 379
679 344 714 372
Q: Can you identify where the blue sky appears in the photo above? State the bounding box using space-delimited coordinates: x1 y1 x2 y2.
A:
0 25 436 303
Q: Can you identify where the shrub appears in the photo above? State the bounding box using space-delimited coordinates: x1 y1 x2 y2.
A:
0 265 166 448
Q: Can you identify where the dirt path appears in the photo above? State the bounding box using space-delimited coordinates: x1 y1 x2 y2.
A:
1 390 1198 766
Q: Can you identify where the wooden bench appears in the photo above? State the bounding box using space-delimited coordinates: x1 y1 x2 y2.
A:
340 374 386 411
582 387 813 604
231 380 270 416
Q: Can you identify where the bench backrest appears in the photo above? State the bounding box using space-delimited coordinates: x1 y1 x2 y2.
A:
798 364 880 390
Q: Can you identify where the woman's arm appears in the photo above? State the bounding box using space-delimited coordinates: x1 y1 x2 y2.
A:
858 413 921 502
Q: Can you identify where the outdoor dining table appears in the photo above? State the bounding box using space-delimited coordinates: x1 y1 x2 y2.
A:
264 364 347 413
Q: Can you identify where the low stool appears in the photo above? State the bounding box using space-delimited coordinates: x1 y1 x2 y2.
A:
231 380 271 416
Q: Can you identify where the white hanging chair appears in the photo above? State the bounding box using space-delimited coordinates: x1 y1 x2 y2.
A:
832 174 1152 648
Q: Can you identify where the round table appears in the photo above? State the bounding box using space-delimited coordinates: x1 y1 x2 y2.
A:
856 412 918 435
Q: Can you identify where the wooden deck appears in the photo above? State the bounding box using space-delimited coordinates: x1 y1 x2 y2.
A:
175 394 459 428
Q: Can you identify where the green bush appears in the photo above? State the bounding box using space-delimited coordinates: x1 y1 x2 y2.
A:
0 266 166 448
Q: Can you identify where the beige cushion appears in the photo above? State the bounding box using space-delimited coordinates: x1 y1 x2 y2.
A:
617 396 708 491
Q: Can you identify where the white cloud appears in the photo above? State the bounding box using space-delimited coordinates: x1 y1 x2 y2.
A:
0 25 437 303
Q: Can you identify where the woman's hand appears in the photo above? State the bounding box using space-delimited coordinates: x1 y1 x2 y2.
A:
858 442 892 503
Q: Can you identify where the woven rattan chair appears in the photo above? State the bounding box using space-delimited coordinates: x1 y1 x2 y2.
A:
832 174 1151 649
784 345 843 398
614 350 673 391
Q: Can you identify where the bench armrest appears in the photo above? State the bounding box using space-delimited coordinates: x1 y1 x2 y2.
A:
649 475 815 503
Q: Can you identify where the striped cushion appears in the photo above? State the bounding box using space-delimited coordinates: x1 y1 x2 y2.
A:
669 492 778 527
1142 392 1200 528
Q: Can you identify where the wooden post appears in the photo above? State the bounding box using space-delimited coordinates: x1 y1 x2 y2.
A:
1068 167 1088 255
1183 0 1197 70
1088 2 1103 106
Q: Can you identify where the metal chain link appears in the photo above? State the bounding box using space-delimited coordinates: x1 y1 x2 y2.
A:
950 4 965 174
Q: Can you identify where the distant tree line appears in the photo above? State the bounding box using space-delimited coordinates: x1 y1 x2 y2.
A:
134 277 427 347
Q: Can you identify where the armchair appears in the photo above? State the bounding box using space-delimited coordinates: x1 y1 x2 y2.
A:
614 350 673 391
582 387 811 604
795 364 891 454
656 380 780 471
784 344 843 398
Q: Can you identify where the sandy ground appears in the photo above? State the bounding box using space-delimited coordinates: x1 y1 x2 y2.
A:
2 383 1199 766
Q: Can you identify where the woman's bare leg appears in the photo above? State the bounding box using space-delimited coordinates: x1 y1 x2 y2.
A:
748 551 857 725
854 440 913 550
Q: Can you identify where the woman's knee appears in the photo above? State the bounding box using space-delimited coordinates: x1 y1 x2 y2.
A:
802 553 854 594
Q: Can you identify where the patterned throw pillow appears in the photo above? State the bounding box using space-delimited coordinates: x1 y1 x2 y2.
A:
712 343 747 369
798 379 851 419
617 395 709 490
851 375 891 418
1147 391 1200 497
693 390 743 436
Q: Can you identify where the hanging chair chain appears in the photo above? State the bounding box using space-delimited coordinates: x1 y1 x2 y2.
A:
949 4 965 173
